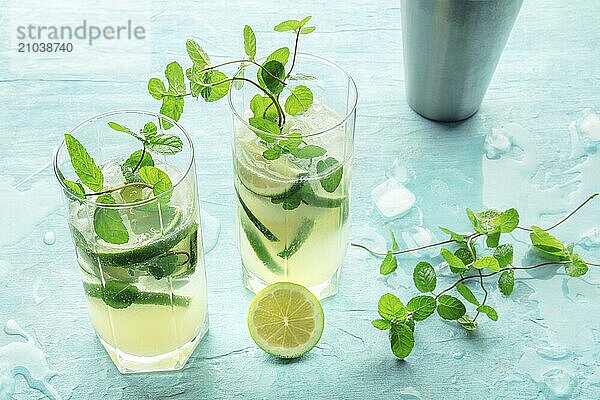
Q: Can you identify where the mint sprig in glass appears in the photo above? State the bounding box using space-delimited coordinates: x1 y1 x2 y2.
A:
53 110 208 373
147 17 358 299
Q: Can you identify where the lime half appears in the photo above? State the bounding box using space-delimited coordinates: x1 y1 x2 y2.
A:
247 282 324 358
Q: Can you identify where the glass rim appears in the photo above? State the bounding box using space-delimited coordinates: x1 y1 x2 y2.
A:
53 109 195 209
227 52 358 139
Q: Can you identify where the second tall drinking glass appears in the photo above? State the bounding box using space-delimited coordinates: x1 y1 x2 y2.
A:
229 54 357 299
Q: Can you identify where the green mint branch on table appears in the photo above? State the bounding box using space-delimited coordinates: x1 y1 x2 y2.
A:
355 193 600 359
146 17 344 211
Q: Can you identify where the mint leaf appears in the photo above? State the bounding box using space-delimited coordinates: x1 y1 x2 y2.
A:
389 322 414 359
530 226 567 258
285 85 313 115
406 295 436 321
317 157 343 193
148 252 187 280
102 281 139 309
300 26 316 34
262 146 282 160
274 19 301 32
266 47 290 66
493 208 519 233
380 251 398 275
121 150 154 183
186 39 210 68
139 166 172 197
259 60 285 94
441 248 468 273
390 230 399 251
473 256 500 272
279 132 302 152
142 122 158 139
232 65 246 90
477 305 498 321
200 70 230 102
64 180 85 197
493 244 513 268
248 117 280 142
250 95 279 122
566 254 588 277
438 227 466 243
299 16 312 27
148 78 168 100
64 134 104 192
466 208 479 231
498 270 514 296
371 319 392 330
475 209 501 232
454 248 474 267
145 134 183 155
378 293 407 322
292 144 326 159
165 61 186 96
436 295 466 320
413 261 436 293
159 95 184 129
486 230 501 248
107 121 144 141
93 194 129 245
243 25 256 59
458 314 478 331
456 283 480 306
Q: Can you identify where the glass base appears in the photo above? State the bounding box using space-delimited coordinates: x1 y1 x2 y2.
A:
98 321 208 374
242 262 340 300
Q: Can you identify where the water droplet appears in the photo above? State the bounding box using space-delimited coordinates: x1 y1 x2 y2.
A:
451 349 465 360
0 320 60 399
578 227 600 250
43 231 56 245
536 343 570 361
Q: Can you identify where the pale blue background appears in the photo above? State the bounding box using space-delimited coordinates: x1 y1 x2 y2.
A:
0 0 599 399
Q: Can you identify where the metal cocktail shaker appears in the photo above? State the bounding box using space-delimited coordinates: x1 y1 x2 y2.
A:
401 0 523 121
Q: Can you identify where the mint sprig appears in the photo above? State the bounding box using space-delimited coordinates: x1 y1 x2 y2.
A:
61 119 184 245
355 193 600 360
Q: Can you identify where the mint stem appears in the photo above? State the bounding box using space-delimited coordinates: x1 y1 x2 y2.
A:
131 145 146 174
202 59 287 86
515 192 598 232
285 29 301 80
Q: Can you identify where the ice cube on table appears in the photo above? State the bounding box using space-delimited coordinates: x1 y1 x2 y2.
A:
484 127 513 159
385 157 410 184
401 227 437 258
577 109 600 149
371 178 415 219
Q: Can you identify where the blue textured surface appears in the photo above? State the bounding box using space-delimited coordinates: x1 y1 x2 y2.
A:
1 1 599 399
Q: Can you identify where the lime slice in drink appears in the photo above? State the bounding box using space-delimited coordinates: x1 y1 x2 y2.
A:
247 282 324 358
236 139 307 198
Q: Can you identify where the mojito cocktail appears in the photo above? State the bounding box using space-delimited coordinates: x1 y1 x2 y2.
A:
54 110 208 373
230 54 357 299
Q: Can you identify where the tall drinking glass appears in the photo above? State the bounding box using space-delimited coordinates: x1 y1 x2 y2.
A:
53 110 208 373
229 54 357 299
